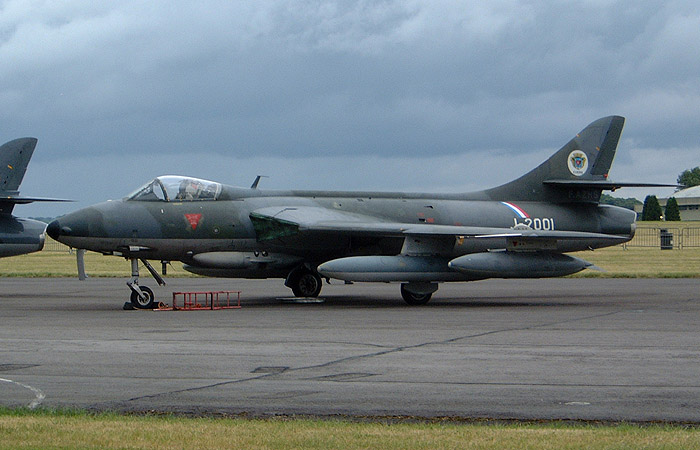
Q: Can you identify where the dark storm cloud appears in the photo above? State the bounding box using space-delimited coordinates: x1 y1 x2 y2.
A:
1 1 698 215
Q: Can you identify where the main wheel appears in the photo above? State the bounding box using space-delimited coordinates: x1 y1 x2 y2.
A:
291 271 322 298
400 285 432 306
130 286 155 309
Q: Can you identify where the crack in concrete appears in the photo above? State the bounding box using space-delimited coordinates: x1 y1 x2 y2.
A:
116 309 626 406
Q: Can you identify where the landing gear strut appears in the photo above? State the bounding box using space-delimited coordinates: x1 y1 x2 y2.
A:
286 265 323 298
127 258 166 309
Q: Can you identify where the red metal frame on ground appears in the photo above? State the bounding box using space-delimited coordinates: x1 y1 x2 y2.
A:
171 291 241 310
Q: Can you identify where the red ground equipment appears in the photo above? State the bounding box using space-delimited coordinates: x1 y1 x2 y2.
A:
170 290 241 310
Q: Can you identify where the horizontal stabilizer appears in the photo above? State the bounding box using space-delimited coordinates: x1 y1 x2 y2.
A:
0 194 72 215
0 195 73 204
544 179 681 191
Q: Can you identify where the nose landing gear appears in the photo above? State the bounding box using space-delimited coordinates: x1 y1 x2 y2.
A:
127 258 166 309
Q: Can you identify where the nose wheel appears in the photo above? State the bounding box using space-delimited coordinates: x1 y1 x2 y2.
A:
130 285 155 309
127 258 166 309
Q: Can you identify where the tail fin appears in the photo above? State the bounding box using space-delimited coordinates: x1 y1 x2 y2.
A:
485 116 625 203
0 137 58 215
0 137 71 215
0 138 38 193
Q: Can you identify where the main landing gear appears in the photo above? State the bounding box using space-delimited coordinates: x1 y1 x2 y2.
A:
400 282 438 306
127 258 166 309
285 265 323 298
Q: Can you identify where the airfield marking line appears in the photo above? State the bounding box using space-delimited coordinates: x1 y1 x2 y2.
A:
0 377 45 409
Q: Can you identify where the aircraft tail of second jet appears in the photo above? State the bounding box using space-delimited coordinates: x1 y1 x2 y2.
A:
0 138 70 215
0 138 38 193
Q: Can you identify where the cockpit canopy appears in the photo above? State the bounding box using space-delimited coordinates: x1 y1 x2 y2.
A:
127 176 222 202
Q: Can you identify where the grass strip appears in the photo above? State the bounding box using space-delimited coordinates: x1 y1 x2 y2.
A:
569 247 700 278
1 408 700 450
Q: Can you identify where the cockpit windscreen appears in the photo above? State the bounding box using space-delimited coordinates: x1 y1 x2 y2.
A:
127 176 222 202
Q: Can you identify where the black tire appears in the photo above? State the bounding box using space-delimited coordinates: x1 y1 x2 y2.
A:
291 271 322 298
400 285 432 306
130 286 155 309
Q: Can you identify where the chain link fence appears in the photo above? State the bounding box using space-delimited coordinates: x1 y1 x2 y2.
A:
43 238 72 252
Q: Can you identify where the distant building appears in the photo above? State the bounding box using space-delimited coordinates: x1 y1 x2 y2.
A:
660 185 700 221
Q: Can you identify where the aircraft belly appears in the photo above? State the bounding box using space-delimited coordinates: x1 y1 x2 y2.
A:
182 266 292 279
190 251 303 270
55 237 259 261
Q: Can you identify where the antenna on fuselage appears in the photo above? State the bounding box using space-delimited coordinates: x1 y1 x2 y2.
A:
251 175 268 189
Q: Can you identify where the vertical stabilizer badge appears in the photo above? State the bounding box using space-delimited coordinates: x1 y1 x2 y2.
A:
567 150 588 176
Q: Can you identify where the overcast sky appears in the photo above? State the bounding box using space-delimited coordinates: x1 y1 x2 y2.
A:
2 0 698 217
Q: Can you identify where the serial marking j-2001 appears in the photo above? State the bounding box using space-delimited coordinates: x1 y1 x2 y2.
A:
47 116 672 307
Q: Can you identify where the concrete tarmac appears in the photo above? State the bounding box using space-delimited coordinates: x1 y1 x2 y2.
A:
1 277 699 422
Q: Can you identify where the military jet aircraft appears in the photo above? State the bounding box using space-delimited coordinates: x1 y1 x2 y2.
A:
0 138 68 259
47 116 672 307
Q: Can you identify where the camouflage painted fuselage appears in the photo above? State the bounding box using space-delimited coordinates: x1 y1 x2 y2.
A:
49 185 635 276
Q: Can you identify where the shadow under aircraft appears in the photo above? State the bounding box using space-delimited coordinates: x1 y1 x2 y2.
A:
48 116 675 307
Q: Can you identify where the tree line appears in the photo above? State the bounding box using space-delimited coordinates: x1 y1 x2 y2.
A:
606 166 699 221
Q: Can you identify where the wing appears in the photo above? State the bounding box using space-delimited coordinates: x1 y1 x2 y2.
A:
249 206 628 253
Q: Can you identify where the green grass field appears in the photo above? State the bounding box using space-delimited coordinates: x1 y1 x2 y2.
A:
571 246 700 278
1 408 699 450
0 246 196 278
